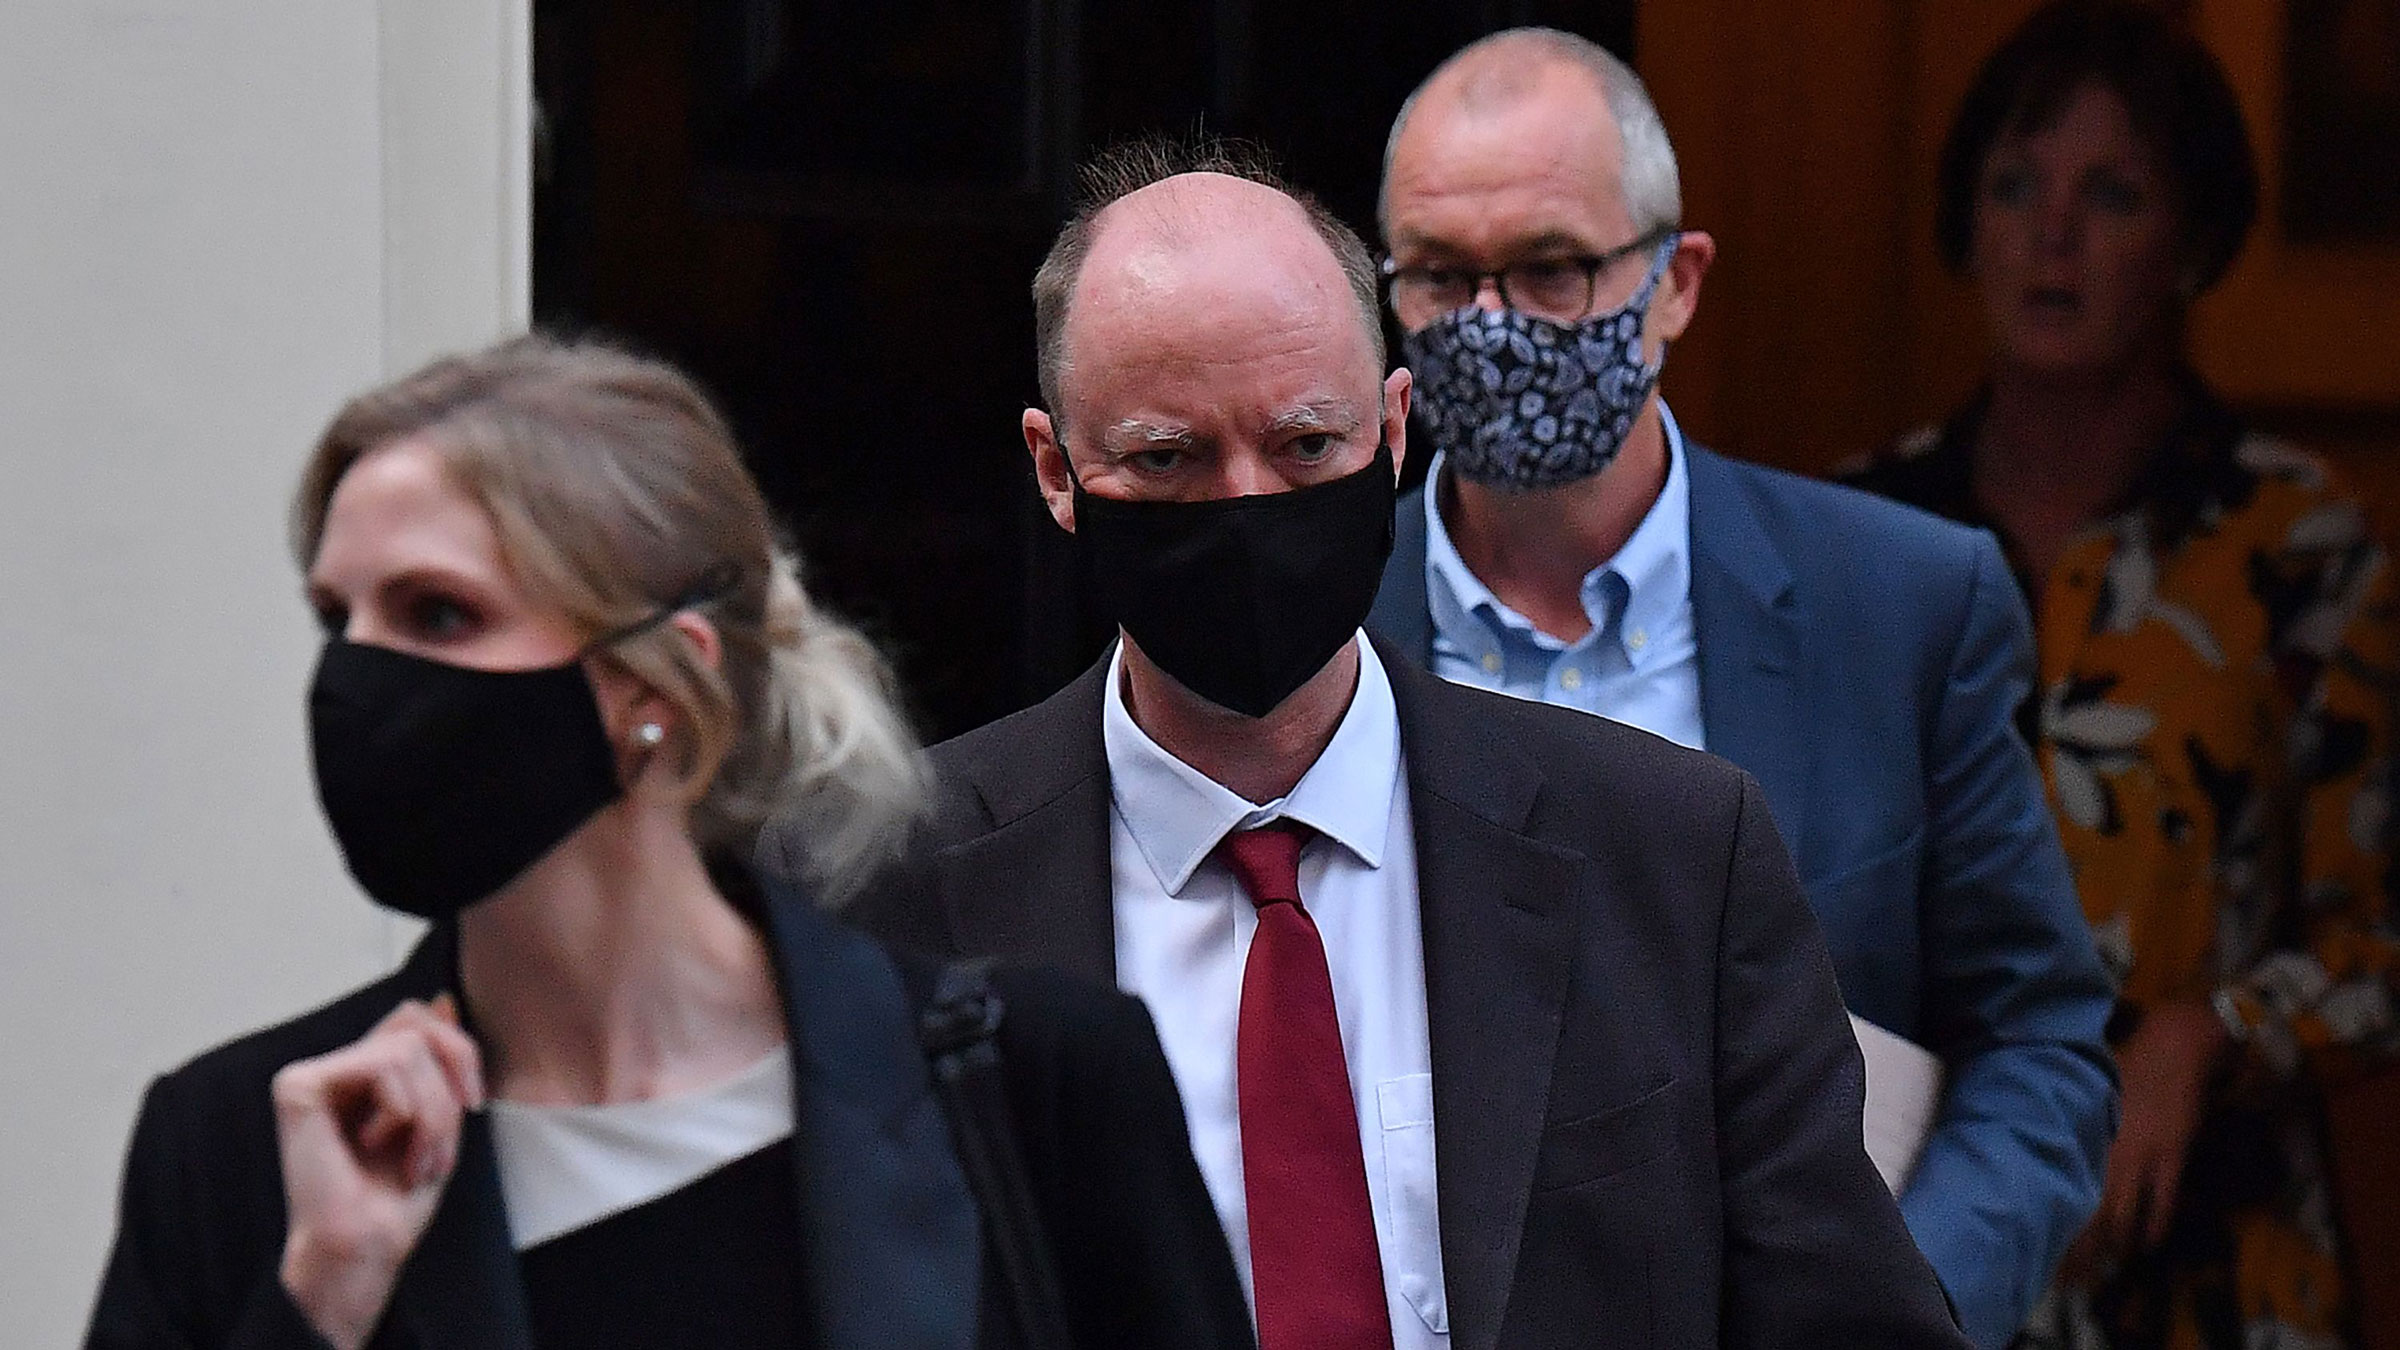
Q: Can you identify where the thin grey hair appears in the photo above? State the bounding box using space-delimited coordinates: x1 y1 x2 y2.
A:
1381 27 1682 238
1031 134 1385 423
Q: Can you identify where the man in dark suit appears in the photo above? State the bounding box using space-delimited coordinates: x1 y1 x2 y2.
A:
1366 29 2116 1348
804 135 1970 1350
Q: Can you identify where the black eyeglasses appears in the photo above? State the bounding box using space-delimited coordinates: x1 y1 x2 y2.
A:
1381 227 1676 322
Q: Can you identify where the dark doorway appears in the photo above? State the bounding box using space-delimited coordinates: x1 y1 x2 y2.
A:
533 0 1637 741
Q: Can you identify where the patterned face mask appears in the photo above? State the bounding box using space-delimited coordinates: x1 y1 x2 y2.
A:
1403 235 1678 491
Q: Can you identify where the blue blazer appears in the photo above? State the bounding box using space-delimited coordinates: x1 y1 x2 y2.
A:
1370 443 2117 1349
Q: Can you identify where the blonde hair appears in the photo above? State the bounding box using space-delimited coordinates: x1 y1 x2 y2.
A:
292 334 928 903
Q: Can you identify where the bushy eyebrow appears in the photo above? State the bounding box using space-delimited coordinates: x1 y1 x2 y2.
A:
1266 400 1364 436
1102 418 1204 454
1093 399 1365 456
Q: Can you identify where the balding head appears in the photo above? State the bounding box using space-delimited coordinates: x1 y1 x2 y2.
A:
1381 28 1680 239
1018 138 1411 539
1031 138 1384 424
1066 172 1378 418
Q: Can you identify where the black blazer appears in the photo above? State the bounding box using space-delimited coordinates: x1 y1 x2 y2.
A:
83 871 1253 1350
814 641 1973 1350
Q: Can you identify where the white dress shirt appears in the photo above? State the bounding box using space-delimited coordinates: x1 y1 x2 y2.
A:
1425 402 1706 750
1103 637 1449 1345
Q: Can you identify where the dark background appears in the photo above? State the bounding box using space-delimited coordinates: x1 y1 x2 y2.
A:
532 0 1637 741
2282 0 2400 245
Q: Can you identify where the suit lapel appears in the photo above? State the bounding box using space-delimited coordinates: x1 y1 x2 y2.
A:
381 1111 533 1350
1381 643 1585 1350
378 930 535 1350
938 656 1118 982
1686 445 1814 870
764 877 983 1350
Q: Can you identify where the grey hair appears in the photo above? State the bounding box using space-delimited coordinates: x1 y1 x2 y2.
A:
1381 27 1682 238
1032 135 1385 419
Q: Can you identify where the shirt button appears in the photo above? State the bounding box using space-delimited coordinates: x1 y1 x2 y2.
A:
1560 668 1583 691
1628 629 1648 651
1481 652 1502 674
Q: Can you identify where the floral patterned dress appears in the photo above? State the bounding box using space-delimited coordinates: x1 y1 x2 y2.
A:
1847 386 2400 1350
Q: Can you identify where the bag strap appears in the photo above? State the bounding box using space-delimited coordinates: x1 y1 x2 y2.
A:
914 957 1077 1350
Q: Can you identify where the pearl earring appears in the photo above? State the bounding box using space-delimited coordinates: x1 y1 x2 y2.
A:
635 721 665 747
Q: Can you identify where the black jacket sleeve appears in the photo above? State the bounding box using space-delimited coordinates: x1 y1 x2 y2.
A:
995 973 1256 1350
1711 775 1971 1350
85 1075 335 1350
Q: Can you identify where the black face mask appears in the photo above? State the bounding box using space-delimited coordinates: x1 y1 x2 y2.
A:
308 642 625 920
1072 445 1397 718
305 574 732 921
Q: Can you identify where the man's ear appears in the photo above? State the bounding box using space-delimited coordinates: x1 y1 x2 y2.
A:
1649 229 1717 352
1026 407 1077 532
1382 367 1413 482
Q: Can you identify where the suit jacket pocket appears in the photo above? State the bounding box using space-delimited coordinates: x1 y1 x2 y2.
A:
1532 1076 1678 1194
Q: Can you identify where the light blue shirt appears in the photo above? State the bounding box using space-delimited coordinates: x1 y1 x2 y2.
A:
1424 404 1705 749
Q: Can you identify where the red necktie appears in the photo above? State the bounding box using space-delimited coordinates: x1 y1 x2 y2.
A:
1220 821 1394 1350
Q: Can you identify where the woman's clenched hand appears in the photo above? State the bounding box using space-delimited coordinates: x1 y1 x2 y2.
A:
274 994 485 1350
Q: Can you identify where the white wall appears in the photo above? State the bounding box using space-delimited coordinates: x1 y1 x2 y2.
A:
0 2 526 1341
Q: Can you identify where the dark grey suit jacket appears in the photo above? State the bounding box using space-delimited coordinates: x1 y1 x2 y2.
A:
810 641 1972 1350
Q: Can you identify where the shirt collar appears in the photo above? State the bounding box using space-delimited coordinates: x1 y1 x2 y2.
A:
1424 403 1693 664
1101 635 1402 895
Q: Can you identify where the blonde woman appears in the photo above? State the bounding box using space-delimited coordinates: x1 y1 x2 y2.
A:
84 336 1251 1350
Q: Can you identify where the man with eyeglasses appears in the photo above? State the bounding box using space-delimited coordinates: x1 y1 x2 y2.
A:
1365 28 2118 1350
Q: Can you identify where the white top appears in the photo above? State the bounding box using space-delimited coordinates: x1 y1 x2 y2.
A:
1851 1013 1946 1194
486 1048 794 1249
1424 402 1706 750
1103 636 1449 1344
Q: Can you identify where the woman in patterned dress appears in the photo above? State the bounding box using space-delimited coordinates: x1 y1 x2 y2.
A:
1846 4 2400 1347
